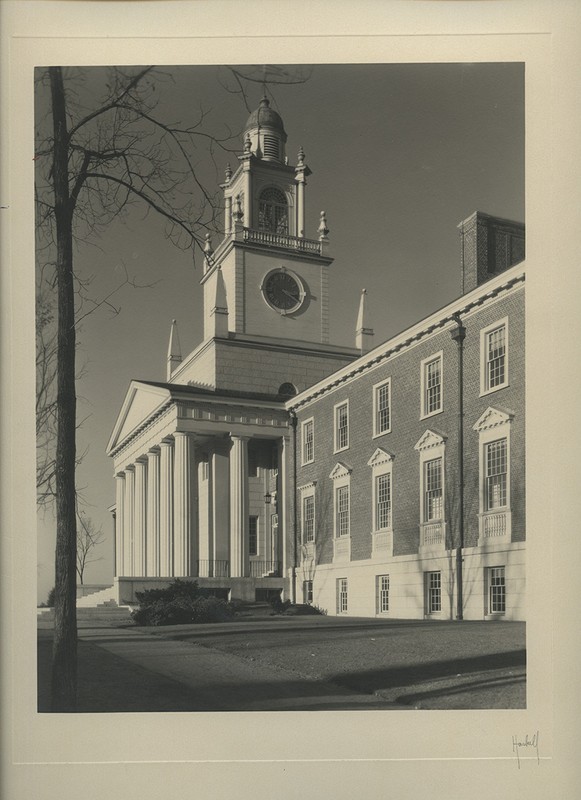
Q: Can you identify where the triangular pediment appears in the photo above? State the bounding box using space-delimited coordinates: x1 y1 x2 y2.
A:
107 381 172 454
414 429 447 452
329 461 352 480
367 447 394 467
473 406 514 432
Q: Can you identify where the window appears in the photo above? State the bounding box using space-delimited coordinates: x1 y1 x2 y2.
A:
334 401 349 452
377 575 390 613
302 418 314 464
337 578 348 613
421 353 443 417
248 453 258 478
426 571 442 613
481 319 508 394
336 485 350 537
415 430 447 550
473 407 513 544
248 516 258 556
424 458 443 521
303 494 315 543
488 566 506 613
376 473 392 530
373 379 391 436
258 187 288 234
485 439 508 510
303 580 313 605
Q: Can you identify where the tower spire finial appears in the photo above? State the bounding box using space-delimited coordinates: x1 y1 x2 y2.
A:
355 289 375 355
167 319 182 380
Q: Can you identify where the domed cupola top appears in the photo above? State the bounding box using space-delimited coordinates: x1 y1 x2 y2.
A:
243 96 288 163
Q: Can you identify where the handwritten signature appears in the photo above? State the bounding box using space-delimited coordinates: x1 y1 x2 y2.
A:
512 731 540 769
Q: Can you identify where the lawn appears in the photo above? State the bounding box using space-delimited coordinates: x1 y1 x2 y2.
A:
146 615 526 709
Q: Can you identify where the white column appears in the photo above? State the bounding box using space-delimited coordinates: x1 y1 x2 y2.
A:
123 466 135 576
244 168 252 228
115 472 126 577
146 448 161 577
173 432 198 577
134 458 148 576
159 438 174 576
212 447 230 575
229 435 250 578
296 179 305 237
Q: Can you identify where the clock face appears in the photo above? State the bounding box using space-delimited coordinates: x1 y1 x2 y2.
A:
263 269 305 313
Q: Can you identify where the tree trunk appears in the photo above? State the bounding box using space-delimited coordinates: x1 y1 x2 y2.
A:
49 66 78 712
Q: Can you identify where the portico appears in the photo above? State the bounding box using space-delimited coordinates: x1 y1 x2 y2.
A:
107 381 291 603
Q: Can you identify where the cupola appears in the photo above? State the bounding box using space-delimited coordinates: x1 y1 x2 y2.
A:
243 96 288 163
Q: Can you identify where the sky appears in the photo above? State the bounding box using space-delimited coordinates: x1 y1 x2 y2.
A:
36 62 524 603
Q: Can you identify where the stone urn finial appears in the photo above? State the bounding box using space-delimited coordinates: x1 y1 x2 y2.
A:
318 210 329 240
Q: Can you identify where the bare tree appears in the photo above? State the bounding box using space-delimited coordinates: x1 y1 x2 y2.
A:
35 64 309 711
76 511 105 585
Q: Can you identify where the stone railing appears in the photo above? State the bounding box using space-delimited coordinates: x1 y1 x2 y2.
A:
420 521 445 550
479 510 511 543
242 227 323 254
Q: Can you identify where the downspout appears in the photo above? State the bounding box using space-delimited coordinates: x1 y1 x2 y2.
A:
289 410 298 604
451 314 466 621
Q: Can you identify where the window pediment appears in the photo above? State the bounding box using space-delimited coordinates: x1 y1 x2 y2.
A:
414 429 447 452
329 462 352 480
367 447 395 468
473 406 514 432
298 481 317 493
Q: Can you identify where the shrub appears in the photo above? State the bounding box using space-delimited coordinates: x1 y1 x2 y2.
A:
131 580 235 626
46 587 56 607
269 596 292 615
282 603 327 616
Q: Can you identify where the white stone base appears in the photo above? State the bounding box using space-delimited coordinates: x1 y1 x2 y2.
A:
296 542 525 620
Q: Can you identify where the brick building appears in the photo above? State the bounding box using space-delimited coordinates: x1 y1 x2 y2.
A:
105 97 526 621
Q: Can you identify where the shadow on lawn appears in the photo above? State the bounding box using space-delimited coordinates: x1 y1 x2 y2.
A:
328 649 526 694
396 671 526 707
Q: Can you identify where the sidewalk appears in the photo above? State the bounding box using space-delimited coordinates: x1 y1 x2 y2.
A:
38 614 403 712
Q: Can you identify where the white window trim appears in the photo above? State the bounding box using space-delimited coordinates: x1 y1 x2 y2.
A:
330 462 352 562
367 448 394 558
301 417 315 466
414 430 447 552
420 351 444 420
337 577 348 614
372 377 392 438
486 565 507 616
480 317 509 397
425 570 443 615
376 574 390 615
298 481 317 545
333 399 350 453
473 407 513 545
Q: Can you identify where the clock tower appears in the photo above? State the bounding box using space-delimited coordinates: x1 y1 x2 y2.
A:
170 96 359 395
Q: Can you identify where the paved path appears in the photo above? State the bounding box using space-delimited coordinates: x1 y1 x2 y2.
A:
38 613 404 712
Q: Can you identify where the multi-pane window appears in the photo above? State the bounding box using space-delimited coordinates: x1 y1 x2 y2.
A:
303 580 313 605
258 187 288 234
377 575 390 613
426 571 442 613
303 495 315 543
335 402 349 451
424 355 442 415
337 578 348 613
248 516 258 556
485 439 507 510
374 380 391 435
302 419 314 464
424 458 443 521
336 485 350 537
375 473 392 530
489 566 506 613
486 325 506 389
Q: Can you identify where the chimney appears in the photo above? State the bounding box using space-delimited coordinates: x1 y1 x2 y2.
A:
355 289 374 355
458 211 525 294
